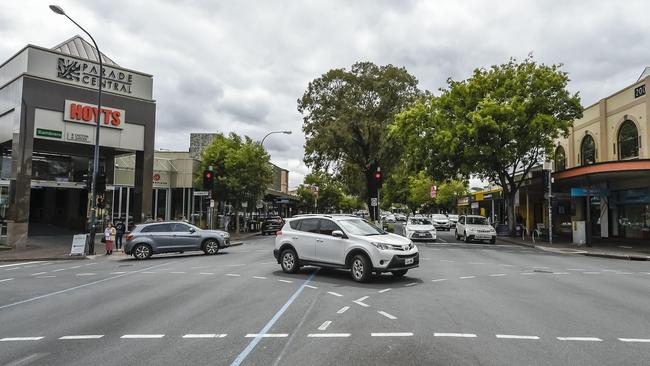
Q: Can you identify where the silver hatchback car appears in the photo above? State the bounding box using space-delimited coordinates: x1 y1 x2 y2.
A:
124 221 230 259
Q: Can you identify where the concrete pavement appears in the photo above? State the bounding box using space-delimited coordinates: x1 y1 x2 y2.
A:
1 233 649 365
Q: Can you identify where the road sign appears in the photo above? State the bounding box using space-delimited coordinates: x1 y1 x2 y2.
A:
194 191 210 196
210 199 215 208
370 197 378 207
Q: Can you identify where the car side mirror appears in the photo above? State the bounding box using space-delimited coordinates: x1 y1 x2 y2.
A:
189 228 196 233
332 230 344 238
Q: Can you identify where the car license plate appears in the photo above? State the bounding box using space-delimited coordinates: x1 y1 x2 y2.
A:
405 258 414 265
418 233 426 237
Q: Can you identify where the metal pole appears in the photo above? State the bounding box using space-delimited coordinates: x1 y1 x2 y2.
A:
59 14 103 255
548 171 553 245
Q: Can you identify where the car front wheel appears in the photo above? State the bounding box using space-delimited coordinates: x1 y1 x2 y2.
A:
350 254 372 282
280 249 299 274
203 239 219 255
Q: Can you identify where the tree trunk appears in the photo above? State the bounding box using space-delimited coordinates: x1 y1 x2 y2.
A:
505 190 517 237
235 201 241 233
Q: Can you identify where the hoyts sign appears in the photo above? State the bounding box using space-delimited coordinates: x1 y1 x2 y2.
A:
63 100 125 129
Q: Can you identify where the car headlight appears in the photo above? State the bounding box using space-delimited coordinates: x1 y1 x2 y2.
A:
371 242 391 250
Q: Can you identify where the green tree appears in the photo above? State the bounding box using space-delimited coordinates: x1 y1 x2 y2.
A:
394 55 582 234
199 133 274 231
298 62 421 220
435 180 468 213
407 171 436 212
296 171 346 213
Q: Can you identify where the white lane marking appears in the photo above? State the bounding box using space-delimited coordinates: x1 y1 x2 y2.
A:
566 268 585 271
226 273 241 277
553 272 570 275
170 271 186 274
440 260 456 263
431 279 447 282
532 266 549 269
434 333 477 338
469 262 485 265
619 246 633 249
190 266 207 269
0 261 43 268
377 311 397 320
307 333 350 338
353 296 370 307
5 268 20 271
602 270 618 272
371 332 413 337
615 272 633 275
141 272 157 274
253 276 267 280
378 288 391 293
31 272 47 276
1 337 44 341
405 283 418 287
68 266 81 269
59 335 104 340
437 238 447 243
199 272 215 275
278 279 293 283
245 334 288 338
459 276 476 279
0 278 14 283
499 264 515 267
619 338 650 343
110 271 127 275
76 273 96 276
489 274 507 277
305 285 318 289
327 291 343 297
583 272 601 275
260 262 276 265
227 264 246 267
318 321 332 331
36 276 56 279
52 268 66 272
120 334 165 339
496 334 540 340
183 334 227 339
520 273 535 275
337 306 350 314
557 337 602 342
84 263 98 266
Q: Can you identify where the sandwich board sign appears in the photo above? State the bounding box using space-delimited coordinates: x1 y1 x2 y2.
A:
70 234 87 256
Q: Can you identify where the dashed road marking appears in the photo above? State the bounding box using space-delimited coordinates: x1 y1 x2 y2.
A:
532 266 549 269
0 261 43 268
36 276 56 279
496 334 540 340
566 269 585 271
440 260 456 263
557 337 602 342
305 285 318 289
353 296 370 307
190 266 207 269
619 338 650 343
227 264 246 267
615 272 633 275
59 335 104 340
434 333 477 338
499 264 515 267
0 278 14 283
327 291 343 297
69 266 82 269
377 311 397 320
253 276 267 280
52 269 66 272
469 262 485 265
307 333 350 338
404 282 417 287
431 279 447 282
76 273 96 276
619 246 633 249
226 274 241 277
199 272 215 275
318 321 332 331
278 279 293 283
489 274 506 277
142 272 157 274
337 306 349 314
0 337 44 341
521 273 535 275
110 271 127 275
583 272 601 275
170 271 186 274
183 334 227 339
260 262 276 265
371 332 413 337
459 276 476 279
31 272 47 276
245 334 288 338
120 334 165 339
553 272 569 275
378 288 391 293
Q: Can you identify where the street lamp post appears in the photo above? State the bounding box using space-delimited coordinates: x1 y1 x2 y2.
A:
261 130 292 147
50 5 103 255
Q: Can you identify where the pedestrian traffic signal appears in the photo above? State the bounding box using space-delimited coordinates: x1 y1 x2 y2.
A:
374 168 383 189
203 170 215 190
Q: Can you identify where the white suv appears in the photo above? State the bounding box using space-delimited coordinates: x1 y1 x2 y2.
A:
274 215 419 282
455 215 496 244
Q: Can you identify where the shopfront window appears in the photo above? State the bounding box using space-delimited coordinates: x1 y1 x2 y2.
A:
618 120 639 160
614 188 650 240
554 146 566 172
580 135 596 166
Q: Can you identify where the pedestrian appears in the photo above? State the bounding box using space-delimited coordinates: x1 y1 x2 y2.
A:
224 215 231 232
104 222 115 255
115 220 126 252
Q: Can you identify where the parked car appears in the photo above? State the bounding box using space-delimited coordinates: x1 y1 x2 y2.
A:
124 221 230 259
274 215 419 282
431 214 451 231
404 217 437 241
447 214 459 227
455 215 497 244
261 216 284 235
395 213 407 222
382 214 397 223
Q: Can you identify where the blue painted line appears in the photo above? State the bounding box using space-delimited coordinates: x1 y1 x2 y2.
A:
0 262 170 310
230 271 317 366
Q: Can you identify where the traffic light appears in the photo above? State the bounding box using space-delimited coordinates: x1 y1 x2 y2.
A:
203 170 215 190
374 167 383 189
96 172 107 193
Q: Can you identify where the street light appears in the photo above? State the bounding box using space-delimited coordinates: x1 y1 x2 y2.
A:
260 130 292 146
50 4 103 255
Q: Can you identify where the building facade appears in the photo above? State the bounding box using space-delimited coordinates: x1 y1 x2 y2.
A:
0 36 156 247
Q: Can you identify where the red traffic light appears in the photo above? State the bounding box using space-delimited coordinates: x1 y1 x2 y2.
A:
374 172 381 180
205 172 212 178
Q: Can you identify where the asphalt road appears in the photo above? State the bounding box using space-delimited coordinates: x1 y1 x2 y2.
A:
1 231 649 366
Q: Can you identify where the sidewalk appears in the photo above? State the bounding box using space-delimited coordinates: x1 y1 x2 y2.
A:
0 230 261 262
498 236 650 261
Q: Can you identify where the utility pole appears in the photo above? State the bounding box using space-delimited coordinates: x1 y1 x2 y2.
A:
547 170 553 245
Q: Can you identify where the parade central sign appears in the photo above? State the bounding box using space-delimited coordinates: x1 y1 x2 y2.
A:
64 100 125 129
57 57 134 94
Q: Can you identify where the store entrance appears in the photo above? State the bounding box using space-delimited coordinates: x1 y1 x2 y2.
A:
29 186 88 236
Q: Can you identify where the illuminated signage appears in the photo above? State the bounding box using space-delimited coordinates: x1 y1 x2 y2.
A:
63 100 125 129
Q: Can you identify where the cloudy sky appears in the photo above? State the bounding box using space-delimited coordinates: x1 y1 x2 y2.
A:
2 0 648 188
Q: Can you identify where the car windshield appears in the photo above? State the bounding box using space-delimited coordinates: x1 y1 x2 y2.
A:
338 219 386 236
409 219 432 225
467 217 489 225
432 214 447 219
